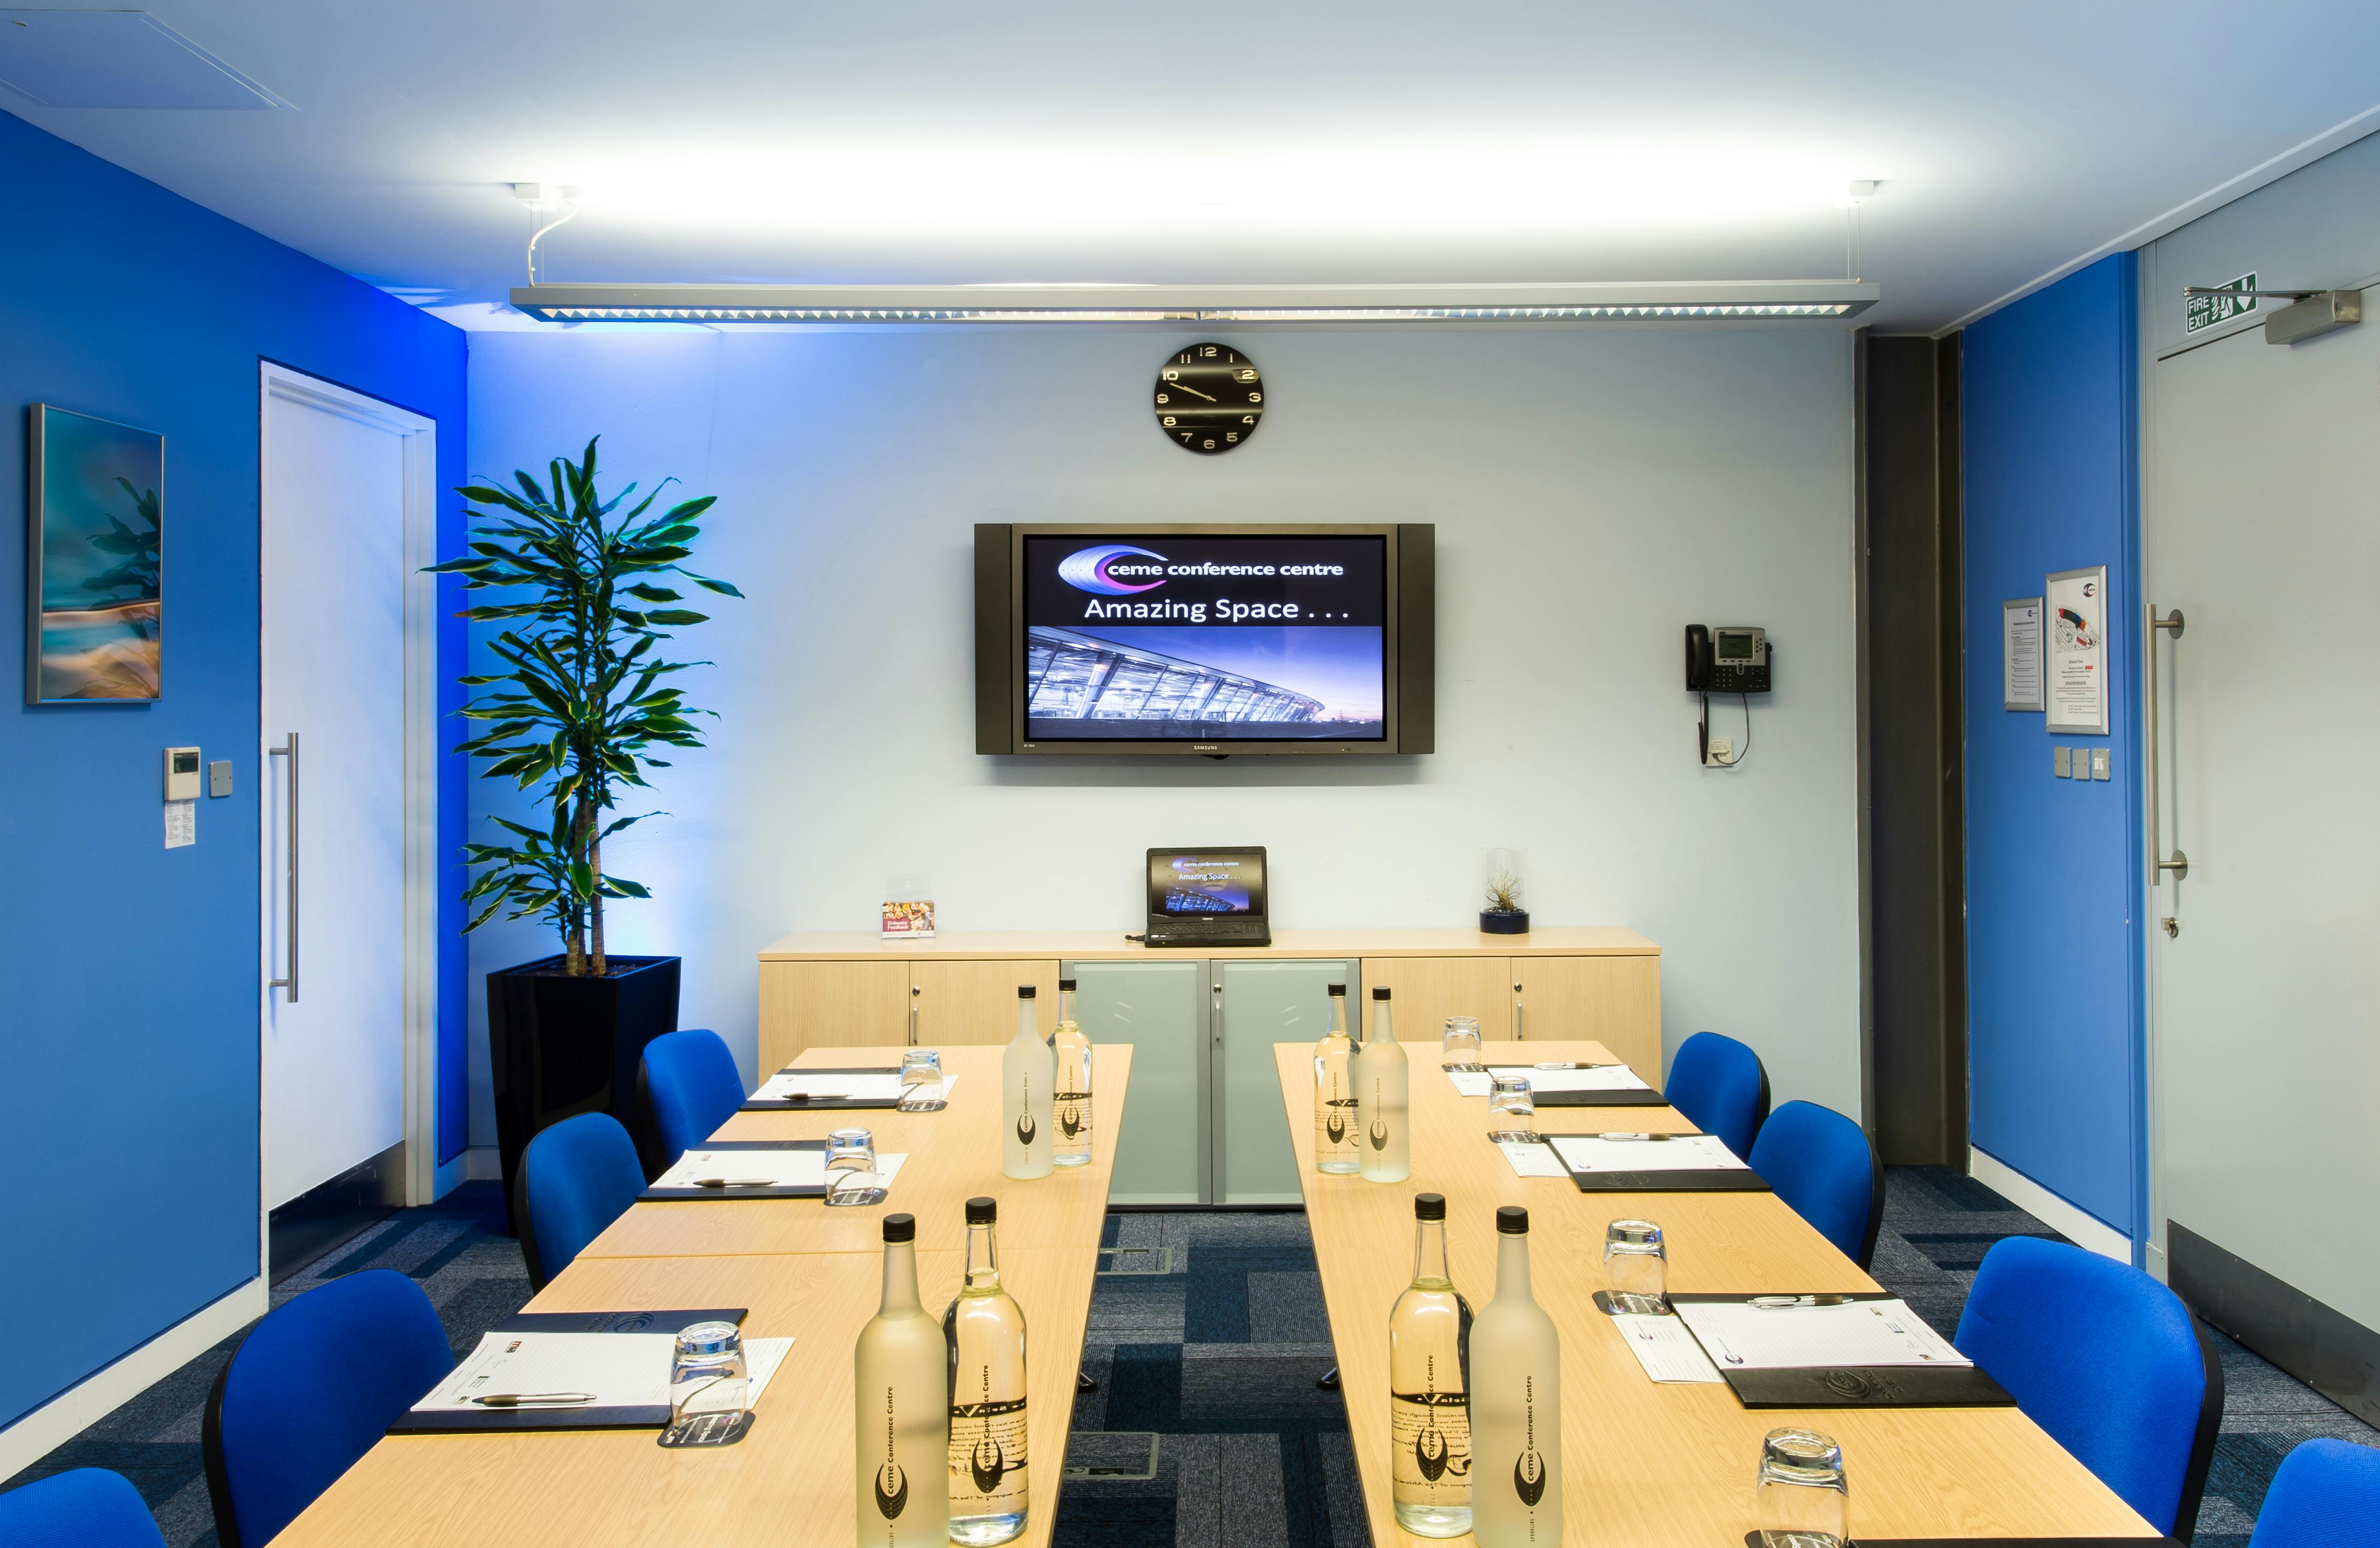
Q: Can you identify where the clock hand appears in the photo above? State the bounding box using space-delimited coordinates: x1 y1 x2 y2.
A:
1168 381 1218 402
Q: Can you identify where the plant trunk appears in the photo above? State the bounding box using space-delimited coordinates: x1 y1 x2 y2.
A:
589 831 607 977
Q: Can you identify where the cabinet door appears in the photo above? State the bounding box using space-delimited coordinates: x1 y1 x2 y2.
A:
1215 959 1357 1204
1360 956 1514 1041
757 961 911 1070
1068 959 1206 1205
911 960 1060 1047
1515 956 1662 1080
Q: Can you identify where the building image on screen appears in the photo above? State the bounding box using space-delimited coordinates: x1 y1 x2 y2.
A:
1161 856 1254 914
1021 534 1387 741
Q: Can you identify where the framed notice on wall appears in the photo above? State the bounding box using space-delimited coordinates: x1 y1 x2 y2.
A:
2044 566 2108 735
2002 597 2043 711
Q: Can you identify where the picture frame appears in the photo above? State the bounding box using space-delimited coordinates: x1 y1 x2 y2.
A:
25 404 165 703
2043 565 2108 736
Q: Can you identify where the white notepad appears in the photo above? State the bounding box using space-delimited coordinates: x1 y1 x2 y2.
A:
756 1070 905 1101
1610 1312 1725 1383
1672 1299 1969 1371
1494 1139 1572 1178
411 1332 794 1412
652 1148 827 1190
1544 1134 1745 1174
1487 1064 1652 1094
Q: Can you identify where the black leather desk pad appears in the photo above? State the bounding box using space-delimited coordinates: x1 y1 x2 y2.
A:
1671 1293 2014 1410
640 1140 827 1201
1750 1537 2178 1547
741 1065 905 1111
389 1309 748 1433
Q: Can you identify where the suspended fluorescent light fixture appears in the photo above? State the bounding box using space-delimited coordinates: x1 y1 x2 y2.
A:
508 280 1879 325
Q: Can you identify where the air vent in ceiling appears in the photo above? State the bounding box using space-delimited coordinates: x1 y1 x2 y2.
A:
0 9 286 108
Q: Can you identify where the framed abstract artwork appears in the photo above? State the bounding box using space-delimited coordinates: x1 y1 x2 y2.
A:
25 404 163 702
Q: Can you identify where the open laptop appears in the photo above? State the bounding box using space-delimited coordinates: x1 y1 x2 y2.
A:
1145 847 1271 947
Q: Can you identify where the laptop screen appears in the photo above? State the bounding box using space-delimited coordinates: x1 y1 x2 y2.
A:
1148 848 1267 920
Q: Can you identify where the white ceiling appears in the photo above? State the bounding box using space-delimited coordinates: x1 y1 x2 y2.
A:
7 0 2378 332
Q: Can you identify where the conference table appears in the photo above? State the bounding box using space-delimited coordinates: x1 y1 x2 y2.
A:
1270 1039 2162 1547
271 1043 1132 1548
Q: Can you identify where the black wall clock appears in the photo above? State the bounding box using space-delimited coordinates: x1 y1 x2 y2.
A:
1155 343 1262 454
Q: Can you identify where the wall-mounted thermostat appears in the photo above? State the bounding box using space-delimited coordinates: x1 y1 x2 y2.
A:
165 746 202 801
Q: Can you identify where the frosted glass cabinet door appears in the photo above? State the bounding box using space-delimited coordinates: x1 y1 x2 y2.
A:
1215 959 1357 1204
1068 960 1207 1205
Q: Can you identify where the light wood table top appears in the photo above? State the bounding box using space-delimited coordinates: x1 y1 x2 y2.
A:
579 1045 1133 1257
1272 1039 2159 1546
759 927 1659 961
274 1247 1097 1548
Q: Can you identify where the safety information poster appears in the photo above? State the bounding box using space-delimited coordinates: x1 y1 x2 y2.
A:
2002 597 2043 711
2044 567 2108 734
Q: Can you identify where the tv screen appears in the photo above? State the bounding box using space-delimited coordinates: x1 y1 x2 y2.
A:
1019 531 1388 742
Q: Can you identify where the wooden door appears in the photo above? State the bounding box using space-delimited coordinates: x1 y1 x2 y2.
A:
757 961 910 1070
911 960 1061 1046
1358 956 1513 1041
1514 956 1662 1080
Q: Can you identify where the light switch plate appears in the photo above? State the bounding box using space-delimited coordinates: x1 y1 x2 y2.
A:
165 745 201 801
2092 748 2110 781
2053 746 2071 778
208 759 234 797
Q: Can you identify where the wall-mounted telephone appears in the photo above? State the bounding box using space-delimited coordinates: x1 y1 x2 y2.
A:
1685 624 1772 693
1685 625 1772 768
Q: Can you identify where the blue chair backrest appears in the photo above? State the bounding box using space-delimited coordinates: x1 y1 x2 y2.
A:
1955 1236 2222 1535
641 1028 746 1168
1746 1099 1883 1268
520 1110 647 1289
202 1270 452 1548
2249 1437 2380 1546
0 1468 167 1548
1666 1031 1770 1160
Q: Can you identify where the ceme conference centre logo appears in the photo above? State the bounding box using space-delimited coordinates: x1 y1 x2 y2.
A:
1057 544 1348 596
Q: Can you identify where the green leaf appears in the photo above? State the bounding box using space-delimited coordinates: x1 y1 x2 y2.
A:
624 583 681 602
642 609 709 626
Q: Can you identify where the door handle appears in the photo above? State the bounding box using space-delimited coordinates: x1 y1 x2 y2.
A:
910 985 920 1046
1514 982 1524 1040
2144 606 2189 888
269 732 299 1001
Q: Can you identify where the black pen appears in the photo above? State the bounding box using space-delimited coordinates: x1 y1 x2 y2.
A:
469 1391 596 1407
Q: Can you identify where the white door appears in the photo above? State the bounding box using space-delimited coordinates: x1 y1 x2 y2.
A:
260 367 437 1212
2144 317 2380 1321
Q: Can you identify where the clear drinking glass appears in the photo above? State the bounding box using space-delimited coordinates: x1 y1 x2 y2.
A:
1603 1218 1667 1313
664 1321 749 1445
824 1127 883 1206
1487 1073 1535 1141
898 1049 943 1089
1756 1427 1849 1548
1441 1017 1484 1069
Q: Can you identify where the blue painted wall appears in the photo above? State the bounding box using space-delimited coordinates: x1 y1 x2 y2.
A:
0 109 467 1428
1961 254 2146 1240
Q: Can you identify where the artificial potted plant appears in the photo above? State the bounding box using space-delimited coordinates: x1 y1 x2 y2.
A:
430 439 739 1214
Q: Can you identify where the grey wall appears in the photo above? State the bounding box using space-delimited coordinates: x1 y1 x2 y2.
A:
461 324 1865 1143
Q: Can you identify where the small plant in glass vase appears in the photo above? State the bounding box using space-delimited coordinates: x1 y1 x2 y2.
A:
1481 848 1531 935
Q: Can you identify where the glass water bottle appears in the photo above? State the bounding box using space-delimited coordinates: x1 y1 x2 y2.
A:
1468 1206 1562 1548
1390 1192 1473 1537
1001 985 1054 1180
1314 983 1359 1174
1355 986 1411 1183
854 1213 949 1548
944 1197 1029 1546
1051 978 1092 1168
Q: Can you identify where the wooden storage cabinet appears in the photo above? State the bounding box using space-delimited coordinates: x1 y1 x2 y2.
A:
1360 956 1514 1040
1358 954 1665 1080
910 959 1061 1046
757 960 907 1070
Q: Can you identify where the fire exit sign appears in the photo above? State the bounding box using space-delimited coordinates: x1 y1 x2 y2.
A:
2185 272 2257 334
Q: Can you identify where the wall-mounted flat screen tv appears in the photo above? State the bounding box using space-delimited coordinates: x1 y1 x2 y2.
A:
976 524 1434 756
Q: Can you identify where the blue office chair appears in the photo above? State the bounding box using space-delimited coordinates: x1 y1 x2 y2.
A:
1955 1236 2223 1537
1666 1031 1771 1160
201 1270 452 1548
2249 1437 2380 1546
517 1110 647 1289
0 1468 168 1548
1745 1099 1883 1269
640 1028 747 1168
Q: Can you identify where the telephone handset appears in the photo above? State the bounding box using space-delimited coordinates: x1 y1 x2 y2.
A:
1686 624 1772 768
1685 624 1771 693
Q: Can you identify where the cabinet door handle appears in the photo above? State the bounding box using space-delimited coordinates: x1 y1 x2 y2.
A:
268 733 299 1002
910 985 920 1046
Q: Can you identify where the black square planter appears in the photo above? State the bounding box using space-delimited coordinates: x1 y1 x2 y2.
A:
486 953 680 1231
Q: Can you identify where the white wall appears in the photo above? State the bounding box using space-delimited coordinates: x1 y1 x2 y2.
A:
462 324 1863 1143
